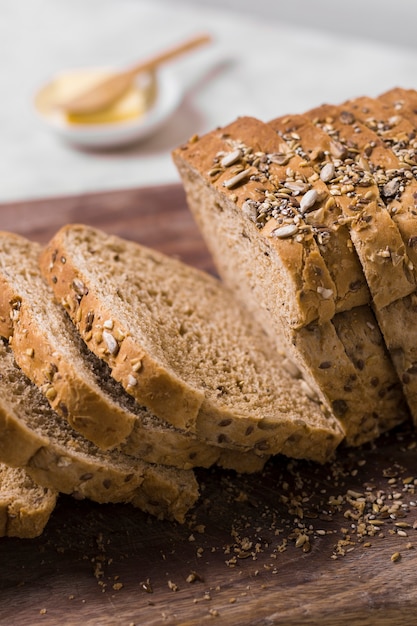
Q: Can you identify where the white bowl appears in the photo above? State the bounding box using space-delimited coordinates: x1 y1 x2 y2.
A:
34 67 183 149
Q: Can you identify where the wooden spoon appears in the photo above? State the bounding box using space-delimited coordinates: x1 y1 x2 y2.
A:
56 33 211 115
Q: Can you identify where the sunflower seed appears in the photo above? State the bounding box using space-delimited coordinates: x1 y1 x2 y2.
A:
320 162 335 183
300 189 318 212
271 224 298 239
221 149 242 168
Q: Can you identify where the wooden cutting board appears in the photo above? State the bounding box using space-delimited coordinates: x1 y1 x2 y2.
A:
1 184 417 626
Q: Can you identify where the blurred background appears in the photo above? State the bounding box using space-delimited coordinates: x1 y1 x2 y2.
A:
2 0 417 202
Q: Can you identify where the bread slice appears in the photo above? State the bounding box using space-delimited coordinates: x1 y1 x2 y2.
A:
0 232 265 474
173 118 408 445
0 338 198 523
39 224 344 463
0 464 57 538
267 114 370 313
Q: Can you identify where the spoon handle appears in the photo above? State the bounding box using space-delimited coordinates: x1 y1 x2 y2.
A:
124 34 212 78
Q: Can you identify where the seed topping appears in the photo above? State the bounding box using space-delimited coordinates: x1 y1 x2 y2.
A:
102 330 119 356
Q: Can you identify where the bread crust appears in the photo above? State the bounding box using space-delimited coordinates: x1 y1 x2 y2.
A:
269 114 370 313
344 94 417 273
294 105 415 309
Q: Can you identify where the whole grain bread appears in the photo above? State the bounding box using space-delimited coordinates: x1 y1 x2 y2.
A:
0 338 198 523
173 119 408 445
0 232 265 474
341 94 417 272
0 464 57 538
294 107 415 307
39 224 344 463
181 119 339 329
299 98 417 422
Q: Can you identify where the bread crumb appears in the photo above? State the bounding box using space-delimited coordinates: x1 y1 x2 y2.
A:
167 580 179 592
113 583 123 591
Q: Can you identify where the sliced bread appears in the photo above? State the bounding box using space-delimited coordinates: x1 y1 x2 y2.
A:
0 338 198 523
302 100 417 420
317 96 417 278
339 92 417 421
39 224 344 463
300 105 415 306
0 232 265 474
173 119 408 445
0 464 57 538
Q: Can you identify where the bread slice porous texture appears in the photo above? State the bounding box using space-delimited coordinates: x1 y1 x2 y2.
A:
0 464 57 538
0 338 198 523
0 232 264 473
40 224 344 463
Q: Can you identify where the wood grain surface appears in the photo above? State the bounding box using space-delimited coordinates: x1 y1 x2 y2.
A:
0 184 417 626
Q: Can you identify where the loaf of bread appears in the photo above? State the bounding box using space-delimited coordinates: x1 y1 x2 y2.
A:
39 224 344 463
173 117 408 445
0 231 266 474
0 338 198 523
0 465 57 538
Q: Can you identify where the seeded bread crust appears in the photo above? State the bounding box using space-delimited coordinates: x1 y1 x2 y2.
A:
0 464 57 538
0 232 265 474
379 87 417 119
294 106 415 309
341 95 417 272
40 224 343 463
0 339 198 523
173 121 408 445
268 114 370 312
